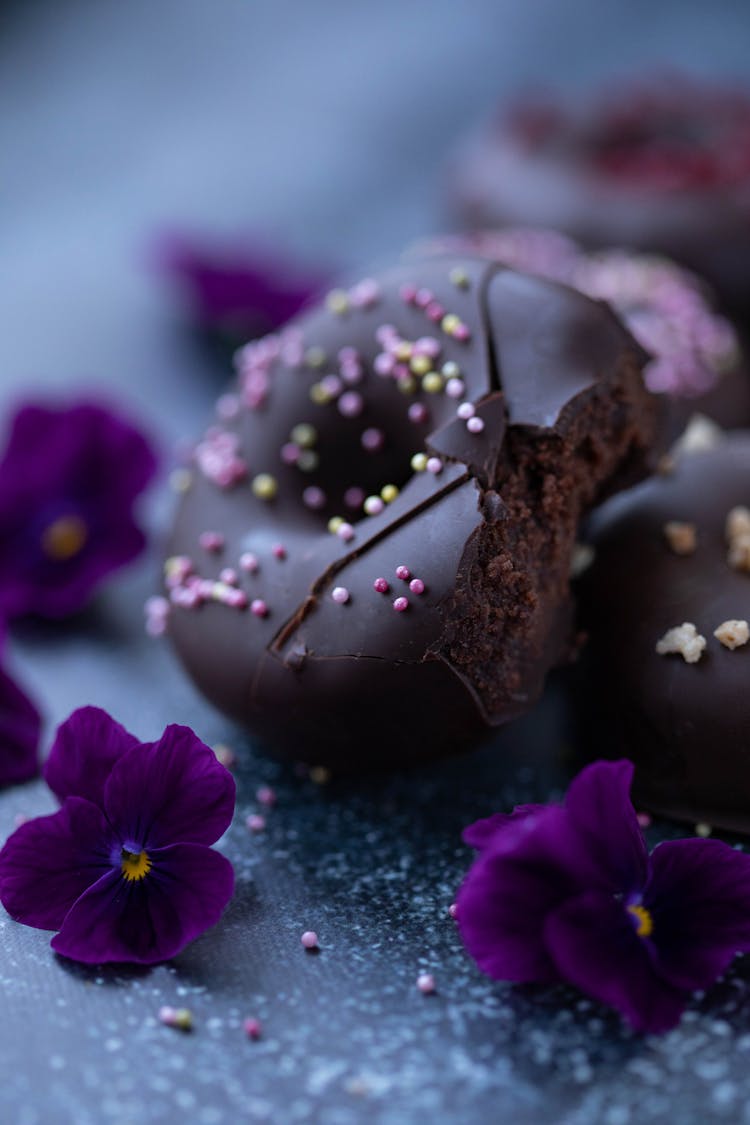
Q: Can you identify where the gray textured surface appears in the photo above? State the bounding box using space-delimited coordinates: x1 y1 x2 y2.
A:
2 2 750 1122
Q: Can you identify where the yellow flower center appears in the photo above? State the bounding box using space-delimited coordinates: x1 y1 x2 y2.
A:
41 515 88 560
627 903 653 938
120 848 152 882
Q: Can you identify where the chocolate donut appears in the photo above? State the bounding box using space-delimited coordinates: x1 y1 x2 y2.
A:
580 429 750 834
448 77 750 313
415 228 749 428
162 253 659 769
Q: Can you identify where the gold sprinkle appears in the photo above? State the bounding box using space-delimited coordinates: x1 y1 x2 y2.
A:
326 290 349 315
410 453 428 472
395 342 412 362
309 383 332 405
310 766 331 785
421 372 444 394
296 450 319 472
169 468 193 493
663 521 697 556
252 473 278 501
327 516 344 534
305 346 326 368
714 619 750 650
397 376 417 395
291 423 317 448
449 267 470 289
695 822 712 838
409 355 432 376
380 484 399 504
441 313 460 336
41 515 88 561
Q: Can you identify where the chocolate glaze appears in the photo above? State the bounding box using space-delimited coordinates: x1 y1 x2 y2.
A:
165 253 659 769
580 432 750 833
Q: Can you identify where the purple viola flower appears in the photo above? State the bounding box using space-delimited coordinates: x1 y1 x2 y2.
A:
0 634 41 787
457 761 750 1033
0 707 235 964
0 401 157 619
159 236 331 341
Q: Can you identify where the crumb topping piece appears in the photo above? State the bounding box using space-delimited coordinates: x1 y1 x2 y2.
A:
655 622 706 663
663 521 697 556
726 506 750 571
713 619 750 650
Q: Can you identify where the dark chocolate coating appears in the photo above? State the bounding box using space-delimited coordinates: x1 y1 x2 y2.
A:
165 253 659 769
580 432 750 833
449 83 750 313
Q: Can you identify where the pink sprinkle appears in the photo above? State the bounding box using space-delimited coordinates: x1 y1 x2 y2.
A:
373 577 390 594
375 323 397 346
364 496 384 516
219 568 238 585
303 485 327 510
338 346 358 364
340 360 362 385
251 599 269 618
445 378 464 398
393 597 409 613
337 522 355 542
400 284 417 304
417 973 436 995
395 565 411 581
257 785 277 807
448 903 458 919
414 336 441 358
637 812 652 829
158 1006 178 1026
415 288 433 309
338 391 364 418
408 403 428 424
361 427 385 452
426 457 443 475
301 930 319 950
351 278 380 308
409 578 425 595
457 402 475 420
199 531 224 552
332 586 350 604
344 486 365 509
281 442 300 464
243 1018 262 1040
466 416 485 434
246 813 266 833
453 323 471 342
14 813 29 828
225 589 248 609
426 301 445 322
374 352 395 377
240 552 259 574
216 392 240 420
320 374 342 398
272 543 287 560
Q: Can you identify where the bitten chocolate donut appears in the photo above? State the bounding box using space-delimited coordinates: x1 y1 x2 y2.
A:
416 228 749 429
162 252 659 769
579 429 750 834
448 77 750 312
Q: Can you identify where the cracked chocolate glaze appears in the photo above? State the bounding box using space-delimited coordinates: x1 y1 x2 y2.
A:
164 253 659 769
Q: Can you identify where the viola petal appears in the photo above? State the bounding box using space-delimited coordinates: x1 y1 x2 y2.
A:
0 661 40 787
565 760 649 893
0 402 157 620
545 890 687 1034
51 843 234 964
457 806 597 983
104 725 235 849
0 797 113 930
645 839 750 991
44 706 139 807
463 805 547 850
